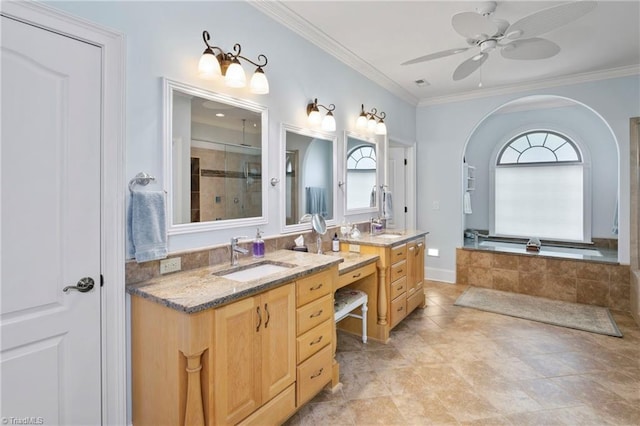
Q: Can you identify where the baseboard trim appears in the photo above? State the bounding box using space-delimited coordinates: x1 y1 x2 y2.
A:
425 267 456 283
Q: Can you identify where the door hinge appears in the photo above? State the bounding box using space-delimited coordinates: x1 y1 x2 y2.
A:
100 274 104 287
404 158 407 165
404 206 408 213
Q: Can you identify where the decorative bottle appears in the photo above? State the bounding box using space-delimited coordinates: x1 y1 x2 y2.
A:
332 233 340 252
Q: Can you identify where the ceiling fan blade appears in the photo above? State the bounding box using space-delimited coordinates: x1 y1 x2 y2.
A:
401 47 469 66
452 11 498 39
501 38 561 60
505 1 597 40
453 53 488 81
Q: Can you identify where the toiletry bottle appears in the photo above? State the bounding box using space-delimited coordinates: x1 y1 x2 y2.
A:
253 228 265 258
332 233 340 252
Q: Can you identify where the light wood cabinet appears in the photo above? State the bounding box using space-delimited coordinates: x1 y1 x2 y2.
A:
213 283 295 425
131 266 338 426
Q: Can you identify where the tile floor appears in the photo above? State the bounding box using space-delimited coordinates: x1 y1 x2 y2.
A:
285 281 640 425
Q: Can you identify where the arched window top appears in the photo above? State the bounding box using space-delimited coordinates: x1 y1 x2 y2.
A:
347 145 376 170
497 131 581 165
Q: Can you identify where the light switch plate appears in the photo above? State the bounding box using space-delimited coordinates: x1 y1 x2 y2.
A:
160 257 181 274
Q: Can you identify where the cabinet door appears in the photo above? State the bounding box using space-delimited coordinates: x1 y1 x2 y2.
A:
214 296 262 425
415 240 425 289
406 241 417 298
260 283 296 401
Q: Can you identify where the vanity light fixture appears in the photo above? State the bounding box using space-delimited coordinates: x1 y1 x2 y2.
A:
306 98 336 132
197 30 269 94
355 104 387 135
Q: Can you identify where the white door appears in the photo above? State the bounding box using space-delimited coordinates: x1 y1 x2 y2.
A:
1 16 102 424
388 146 407 229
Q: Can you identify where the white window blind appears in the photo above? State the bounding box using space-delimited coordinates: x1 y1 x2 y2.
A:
495 165 584 241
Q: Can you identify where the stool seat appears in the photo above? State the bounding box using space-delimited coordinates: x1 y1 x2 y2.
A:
334 289 368 343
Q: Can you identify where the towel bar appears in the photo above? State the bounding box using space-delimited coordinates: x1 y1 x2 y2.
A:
128 172 155 193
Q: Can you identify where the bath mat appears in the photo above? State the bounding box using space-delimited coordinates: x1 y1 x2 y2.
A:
454 287 622 337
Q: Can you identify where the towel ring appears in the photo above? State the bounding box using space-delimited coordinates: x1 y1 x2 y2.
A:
129 172 156 193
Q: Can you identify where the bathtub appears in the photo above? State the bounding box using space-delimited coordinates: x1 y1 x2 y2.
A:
476 240 608 262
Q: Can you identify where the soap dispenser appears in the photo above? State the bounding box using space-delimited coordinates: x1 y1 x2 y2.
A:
253 228 265 258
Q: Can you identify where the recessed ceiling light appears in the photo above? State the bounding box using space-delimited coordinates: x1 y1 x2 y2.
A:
414 79 430 87
215 113 225 117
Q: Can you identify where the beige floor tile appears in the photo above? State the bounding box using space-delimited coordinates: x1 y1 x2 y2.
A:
349 396 405 426
340 370 391 401
391 393 458 425
518 377 583 409
435 387 501 422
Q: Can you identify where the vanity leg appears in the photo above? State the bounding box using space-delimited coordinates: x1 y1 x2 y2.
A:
377 267 387 326
183 349 206 426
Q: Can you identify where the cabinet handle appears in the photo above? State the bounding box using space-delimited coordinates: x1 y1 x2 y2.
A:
397 306 404 312
398 286 403 291
352 273 361 279
310 336 323 346
310 368 324 379
264 303 270 328
397 269 403 274
310 310 323 318
310 283 323 291
256 306 262 332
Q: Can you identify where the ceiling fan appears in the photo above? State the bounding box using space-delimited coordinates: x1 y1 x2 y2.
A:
401 1 597 81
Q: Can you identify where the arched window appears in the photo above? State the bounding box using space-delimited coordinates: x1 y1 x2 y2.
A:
347 145 376 170
493 130 587 242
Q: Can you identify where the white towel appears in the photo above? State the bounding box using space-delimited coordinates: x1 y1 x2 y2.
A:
463 191 473 214
127 190 168 262
383 191 393 220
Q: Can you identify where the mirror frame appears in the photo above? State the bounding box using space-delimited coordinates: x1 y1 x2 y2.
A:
344 130 380 215
280 123 338 234
163 78 269 235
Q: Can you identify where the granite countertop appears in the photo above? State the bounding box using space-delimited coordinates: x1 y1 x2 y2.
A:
339 229 429 248
126 250 343 314
323 251 379 275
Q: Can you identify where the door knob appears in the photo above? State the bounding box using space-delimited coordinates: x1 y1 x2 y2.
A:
63 277 95 293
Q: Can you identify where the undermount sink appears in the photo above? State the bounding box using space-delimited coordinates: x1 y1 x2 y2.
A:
214 261 295 282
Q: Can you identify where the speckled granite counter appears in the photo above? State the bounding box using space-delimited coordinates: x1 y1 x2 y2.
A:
126 250 342 313
323 251 379 275
339 229 429 247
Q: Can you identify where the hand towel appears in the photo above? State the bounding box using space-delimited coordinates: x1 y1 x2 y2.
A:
463 191 473 214
305 187 327 216
383 191 393 220
127 190 168 262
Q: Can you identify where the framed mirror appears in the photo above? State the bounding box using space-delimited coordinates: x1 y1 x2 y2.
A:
163 79 268 234
345 132 380 214
281 124 337 233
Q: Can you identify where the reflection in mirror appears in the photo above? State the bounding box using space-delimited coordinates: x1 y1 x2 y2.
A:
282 124 337 232
164 79 268 234
345 133 378 213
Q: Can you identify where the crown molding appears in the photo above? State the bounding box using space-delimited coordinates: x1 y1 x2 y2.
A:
249 0 419 106
417 65 640 107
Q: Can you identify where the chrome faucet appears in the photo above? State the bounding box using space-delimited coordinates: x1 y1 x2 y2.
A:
473 231 489 246
230 236 249 266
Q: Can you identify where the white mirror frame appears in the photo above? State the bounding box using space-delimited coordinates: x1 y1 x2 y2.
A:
163 78 269 235
344 130 380 216
280 123 338 234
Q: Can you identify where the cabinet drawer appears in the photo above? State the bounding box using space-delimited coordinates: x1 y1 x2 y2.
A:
237 383 295 426
390 276 407 300
390 260 407 282
297 269 332 307
407 289 424 315
338 262 376 289
296 344 332 407
296 294 332 335
296 319 332 363
390 293 407 329
391 244 406 262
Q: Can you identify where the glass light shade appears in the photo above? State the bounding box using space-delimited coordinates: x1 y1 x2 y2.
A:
375 120 387 135
250 67 269 94
356 114 368 129
225 60 246 88
367 116 377 132
198 51 221 79
321 112 336 132
308 108 321 125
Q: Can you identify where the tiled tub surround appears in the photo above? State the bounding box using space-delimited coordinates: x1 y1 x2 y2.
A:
457 248 631 312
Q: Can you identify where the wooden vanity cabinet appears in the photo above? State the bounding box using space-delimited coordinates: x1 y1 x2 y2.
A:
131 266 339 426
406 238 425 314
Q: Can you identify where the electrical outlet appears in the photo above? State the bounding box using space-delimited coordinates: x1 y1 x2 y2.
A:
348 244 361 253
427 248 439 257
160 257 181 274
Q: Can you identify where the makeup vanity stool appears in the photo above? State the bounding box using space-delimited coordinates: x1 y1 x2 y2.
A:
334 289 368 343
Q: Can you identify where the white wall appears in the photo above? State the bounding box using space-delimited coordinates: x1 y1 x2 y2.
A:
49 0 416 252
417 76 640 282
464 102 618 240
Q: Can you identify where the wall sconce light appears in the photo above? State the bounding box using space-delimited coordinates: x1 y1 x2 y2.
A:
306 98 336 132
197 30 269 94
355 104 387 135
